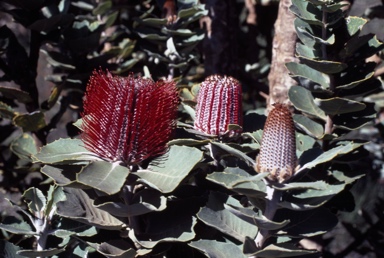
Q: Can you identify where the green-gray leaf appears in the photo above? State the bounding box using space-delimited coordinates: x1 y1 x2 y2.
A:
136 145 203 193
77 161 129 195
10 133 38 161
0 221 36 235
293 114 324 139
295 141 364 175
23 187 46 214
0 240 24 258
33 138 99 164
17 248 65 257
315 98 366 115
298 56 347 74
288 86 327 120
189 240 247 258
57 188 125 230
197 192 258 242
286 62 330 89
13 112 46 132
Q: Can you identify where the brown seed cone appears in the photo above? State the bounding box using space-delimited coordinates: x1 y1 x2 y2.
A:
255 103 297 183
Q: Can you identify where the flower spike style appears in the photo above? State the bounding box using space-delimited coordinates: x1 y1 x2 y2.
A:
255 103 298 183
194 75 243 137
81 70 179 165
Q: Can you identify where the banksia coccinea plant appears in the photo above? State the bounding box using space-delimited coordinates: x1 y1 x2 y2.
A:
81 70 179 165
255 103 298 183
194 75 242 137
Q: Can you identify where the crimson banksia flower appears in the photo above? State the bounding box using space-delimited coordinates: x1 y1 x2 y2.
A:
81 70 179 165
194 75 242 137
255 103 298 183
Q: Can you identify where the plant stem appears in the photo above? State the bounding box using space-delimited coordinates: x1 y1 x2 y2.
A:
35 216 50 258
254 185 282 248
321 6 335 151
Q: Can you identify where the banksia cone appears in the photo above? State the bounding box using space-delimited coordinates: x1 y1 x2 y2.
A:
255 103 297 183
81 70 179 165
194 75 242 137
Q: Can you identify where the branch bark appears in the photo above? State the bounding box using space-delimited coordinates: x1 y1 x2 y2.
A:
266 0 297 110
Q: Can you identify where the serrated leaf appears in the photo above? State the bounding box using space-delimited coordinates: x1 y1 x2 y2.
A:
210 142 256 166
23 187 46 214
245 240 317 257
275 207 338 238
94 189 167 217
337 71 374 89
93 0 112 15
288 86 327 120
136 145 203 193
345 16 367 37
333 102 377 130
97 240 136 257
0 101 17 119
341 34 384 61
0 221 36 235
286 62 330 89
295 141 364 174
0 86 32 103
17 248 65 257
13 111 46 132
189 240 247 258
290 0 322 26
206 168 267 197
298 56 347 74
33 138 99 164
197 192 258 242
315 98 365 115
273 181 328 191
293 114 324 139
10 133 38 161
77 161 129 195
57 188 125 230
0 240 24 258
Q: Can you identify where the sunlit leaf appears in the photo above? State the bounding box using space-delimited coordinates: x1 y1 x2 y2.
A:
33 138 99 164
136 145 203 193
189 240 246 258
288 86 327 120
13 112 46 132
77 161 129 195
57 188 125 230
315 97 365 115
10 133 38 161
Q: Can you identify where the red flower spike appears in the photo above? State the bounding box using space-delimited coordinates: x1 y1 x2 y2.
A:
255 103 298 183
81 70 179 165
194 75 243 137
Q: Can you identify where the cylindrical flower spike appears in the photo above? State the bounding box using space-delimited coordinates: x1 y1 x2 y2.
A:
255 103 298 183
194 75 242 137
81 70 179 165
